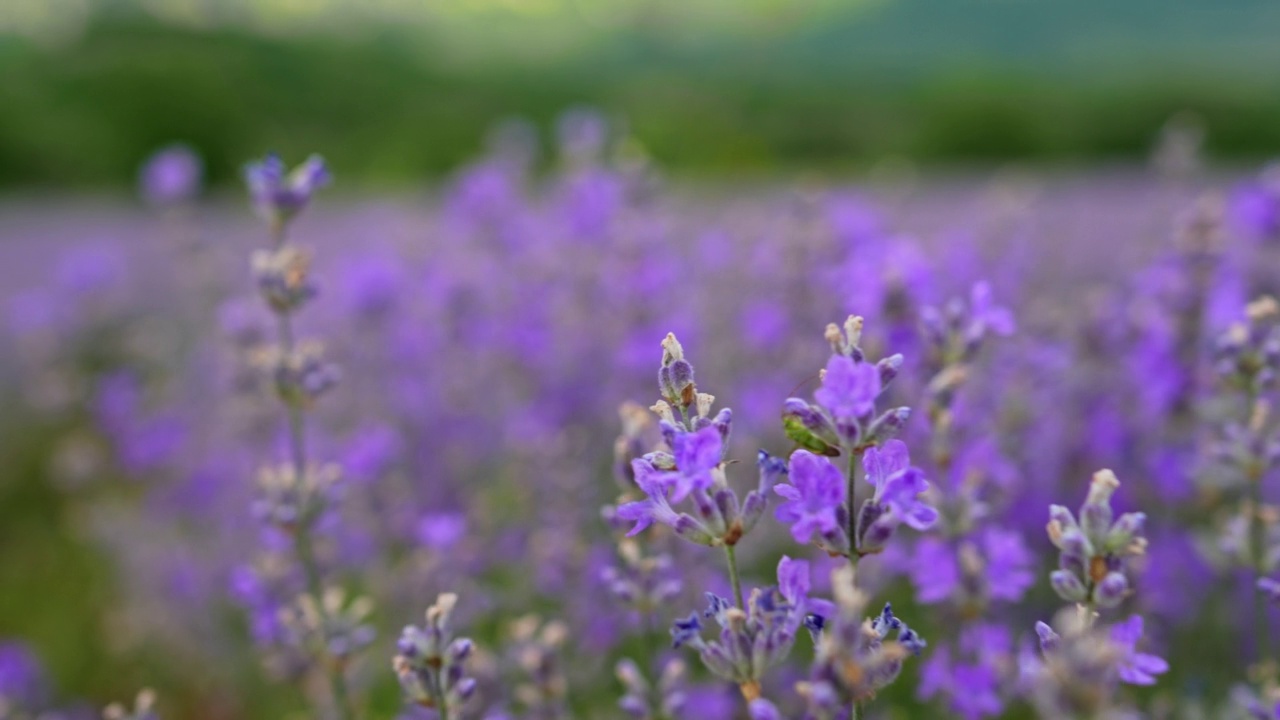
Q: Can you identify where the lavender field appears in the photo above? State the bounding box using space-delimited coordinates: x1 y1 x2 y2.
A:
4 114 1280 720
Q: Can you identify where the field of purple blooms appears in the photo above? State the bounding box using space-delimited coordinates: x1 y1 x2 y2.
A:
5 112 1280 720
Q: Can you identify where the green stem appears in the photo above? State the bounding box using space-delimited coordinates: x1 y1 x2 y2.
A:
846 447 862 567
724 545 745 609
847 447 864 720
434 669 451 720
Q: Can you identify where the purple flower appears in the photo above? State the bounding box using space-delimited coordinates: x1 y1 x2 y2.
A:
139 144 203 205
981 527 1035 602
967 281 1015 338
416 513 468 550
777 556 837 625
614 478 680 538
0 642 45 708
666 426 722 502
774 450 845 544
814 355 880 420
1110 616 1168 686
244 153 331 224
865 440 937 531
909 537 960 604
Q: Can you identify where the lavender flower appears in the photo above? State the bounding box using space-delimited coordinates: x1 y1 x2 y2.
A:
1109 616 1169 686
616 657 687 720
910 527 1034 609
138 145 202 206
918 623 1014 719
860 439 938 544
244 154 331 227
615 334 780 550
670 557 831 702
797 566 926 719
783 317 909 453
600 539 683 617
1046 469 1146 609
773 450 845 547
252 245 319 314
508 616 570 719
395 594 478 718
1022 609 1167 718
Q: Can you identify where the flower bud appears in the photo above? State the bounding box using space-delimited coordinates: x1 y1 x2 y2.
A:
1050 570 1088 603
1094 572 1129 608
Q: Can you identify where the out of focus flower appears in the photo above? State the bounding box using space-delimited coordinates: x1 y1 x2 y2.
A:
919 623 1014 719
395 594 478 713
139 144 202 206
798 566 925 717
1046 469 1146 609
910 527 1034 609
616 657 687 720
244 154 331 228
252 245 318 314
0 642 46 710
417 513 468 550
1109 616 1168 686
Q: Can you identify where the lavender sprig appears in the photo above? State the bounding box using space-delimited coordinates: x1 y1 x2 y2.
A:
1027 470 1167 717
394 593 478 720
774 317 933 720
241 154 356 719
616 333 780 609
1212 297 1280 662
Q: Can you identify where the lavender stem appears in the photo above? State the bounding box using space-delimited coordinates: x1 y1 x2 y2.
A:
723 544 745 610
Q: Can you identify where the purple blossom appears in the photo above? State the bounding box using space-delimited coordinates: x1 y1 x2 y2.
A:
139 144 203 205
865 440 937 531
416 513 468 550
665 426 723 502
814 355 881 421
774 450 845 544
244 154 331 224
1109 616 1169 686
967 281 1015 339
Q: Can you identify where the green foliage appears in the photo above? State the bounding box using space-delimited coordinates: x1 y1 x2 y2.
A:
1 8 1279 191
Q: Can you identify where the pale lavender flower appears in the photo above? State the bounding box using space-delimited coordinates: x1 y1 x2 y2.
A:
395 594 478 715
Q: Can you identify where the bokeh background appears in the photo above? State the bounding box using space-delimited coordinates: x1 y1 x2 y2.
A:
3 1 1280 719
3 0 1280 189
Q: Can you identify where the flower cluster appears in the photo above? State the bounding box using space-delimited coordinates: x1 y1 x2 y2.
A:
1021 611 1167 719
394 594 478 717
788 566 926 720
670 557 833 701
615 335 781 549
782 317 910 456
1046 470 1147 609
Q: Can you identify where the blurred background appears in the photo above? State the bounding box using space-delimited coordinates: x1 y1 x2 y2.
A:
3 2 1280 719
1 0 1280 190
